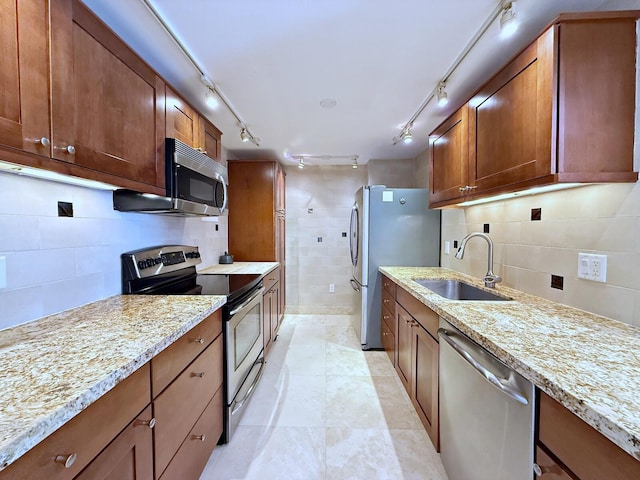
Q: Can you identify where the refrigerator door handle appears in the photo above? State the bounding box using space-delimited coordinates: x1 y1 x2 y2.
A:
350 279 361 292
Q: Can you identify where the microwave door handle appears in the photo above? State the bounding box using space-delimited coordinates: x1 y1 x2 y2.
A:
217 173 228 214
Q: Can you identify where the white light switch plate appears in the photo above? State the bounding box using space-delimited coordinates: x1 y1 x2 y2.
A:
0 256 5 289
577 253 607 282
444 241 451 255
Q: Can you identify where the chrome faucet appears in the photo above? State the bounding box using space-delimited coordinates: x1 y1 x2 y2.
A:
455 232 502 288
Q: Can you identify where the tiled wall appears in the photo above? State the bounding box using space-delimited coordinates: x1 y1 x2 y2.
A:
440 183 640 327
284 165 367 314
0 171 228 330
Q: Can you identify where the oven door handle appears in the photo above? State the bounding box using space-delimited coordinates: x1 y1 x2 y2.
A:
231 357 266 415
229 288 263 316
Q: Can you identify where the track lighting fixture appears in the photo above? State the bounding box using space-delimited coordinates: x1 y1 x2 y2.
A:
500 1 518 38
297 158 305 169
205 87 219 108
437 82 448 107
240 128 250 143
400 127 413 144
352 156 359 169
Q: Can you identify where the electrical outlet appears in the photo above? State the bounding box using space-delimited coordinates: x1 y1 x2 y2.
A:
577 253 607 282
0 256 5 289
329 283 335 293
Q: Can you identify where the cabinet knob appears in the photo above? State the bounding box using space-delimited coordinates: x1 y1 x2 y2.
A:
192 434 206 441
193 338 204 344
533 463 563 477
191 371 205 378
458 186 467 192
56 145 76 154
135 417 156 429
195 147 208 154
383 315 390 321
383 299 389 304
35 137 50 147
55 453 77 468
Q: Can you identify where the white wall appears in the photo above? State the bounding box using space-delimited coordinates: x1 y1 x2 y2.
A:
0 171 228 330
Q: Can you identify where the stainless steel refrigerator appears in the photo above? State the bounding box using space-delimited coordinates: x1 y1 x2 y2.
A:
349 186 440 350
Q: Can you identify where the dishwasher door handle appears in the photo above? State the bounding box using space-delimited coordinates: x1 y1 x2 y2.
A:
438 328 529 405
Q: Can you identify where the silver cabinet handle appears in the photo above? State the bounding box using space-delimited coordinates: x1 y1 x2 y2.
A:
135 417 156 429
55 453 77 468
533 462 563 477
191 371 205 378
56 145 76 154
35 137 50 147
192 434 206 441
438 328 529 405
193 338 204 344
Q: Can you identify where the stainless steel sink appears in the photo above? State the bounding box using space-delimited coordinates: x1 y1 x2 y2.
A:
414 279 511 301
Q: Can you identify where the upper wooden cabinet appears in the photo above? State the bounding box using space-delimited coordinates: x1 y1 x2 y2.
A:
50 0 165 189
429 13 639 208
429 106 469 205
166 87 222 163
0 0 51 157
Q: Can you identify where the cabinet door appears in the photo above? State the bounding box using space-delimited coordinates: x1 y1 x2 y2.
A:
468 27 554 194
201 117 222 163
50 0 165 188
0 0 51 156
429 106 468 206
74 406 154 480
166 87 200 149
395 303 412 394
412 325 439 450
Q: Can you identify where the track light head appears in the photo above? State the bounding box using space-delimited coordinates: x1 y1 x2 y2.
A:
500 1 518 38
437 82 448 107
297 158 304 169
399 127 413 144
240 128 250 143
352 156 359 169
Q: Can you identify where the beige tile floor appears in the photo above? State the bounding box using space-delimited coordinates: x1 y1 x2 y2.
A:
200 314 448 480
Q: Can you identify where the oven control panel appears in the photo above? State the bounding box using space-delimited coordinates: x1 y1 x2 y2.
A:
121 245 201 280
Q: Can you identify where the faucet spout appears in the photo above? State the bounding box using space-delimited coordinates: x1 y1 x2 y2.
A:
455 232 502 288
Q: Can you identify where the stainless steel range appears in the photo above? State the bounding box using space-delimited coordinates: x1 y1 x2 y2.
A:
121 245 265 443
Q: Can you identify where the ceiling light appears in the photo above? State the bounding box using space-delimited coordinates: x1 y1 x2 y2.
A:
297 158 304 169
500 1 518 38
240 128 250 143
400 127 413 144
352 157 358 169
205 87 219 108
437 82 448 107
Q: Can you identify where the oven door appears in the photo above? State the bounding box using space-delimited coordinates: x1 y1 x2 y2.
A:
225 286 265 404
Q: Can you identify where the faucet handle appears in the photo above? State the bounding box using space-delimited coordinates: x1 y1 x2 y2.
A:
483 275 502 288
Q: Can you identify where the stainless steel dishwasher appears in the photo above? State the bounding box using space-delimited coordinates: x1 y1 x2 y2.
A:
438 318 535 480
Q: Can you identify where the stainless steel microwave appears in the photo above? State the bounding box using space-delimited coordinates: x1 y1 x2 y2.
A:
113 138 228 216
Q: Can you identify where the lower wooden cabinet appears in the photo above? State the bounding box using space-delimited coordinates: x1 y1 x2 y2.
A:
382 276 440 451
74 405 154 480
537 391 640 480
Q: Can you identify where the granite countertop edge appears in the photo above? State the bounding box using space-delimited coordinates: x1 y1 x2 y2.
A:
379 266 640 461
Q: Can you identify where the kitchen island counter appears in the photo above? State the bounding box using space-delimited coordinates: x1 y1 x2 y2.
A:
380 266 640 462
0 294 226 470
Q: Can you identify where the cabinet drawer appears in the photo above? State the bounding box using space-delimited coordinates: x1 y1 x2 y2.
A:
381 319 395 366
263 266 280 291
152 310 222 397
382 303 395 337
396 288 439 340
534 445 573 479
381 289 396 329
0 364 151 480
159 387 223 480
154 335 223 477
538 391 640 480
382 275 396 296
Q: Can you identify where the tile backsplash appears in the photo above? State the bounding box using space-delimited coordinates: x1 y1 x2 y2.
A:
0 171 227 330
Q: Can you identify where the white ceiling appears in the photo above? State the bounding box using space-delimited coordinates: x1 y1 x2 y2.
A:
81 0 627 166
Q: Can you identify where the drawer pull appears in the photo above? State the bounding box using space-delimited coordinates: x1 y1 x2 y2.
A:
135 417 156 429
35 137 50 147
191 371 205 378
533 463 563 477
192 434 206 442
383 299 389 304
193 338 205 344
55 453 77 468
55 145 76 155
383 315 390 321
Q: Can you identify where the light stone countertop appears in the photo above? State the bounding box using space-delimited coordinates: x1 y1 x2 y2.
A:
379 266 640 461
199 261 279 275
0 294 226 471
